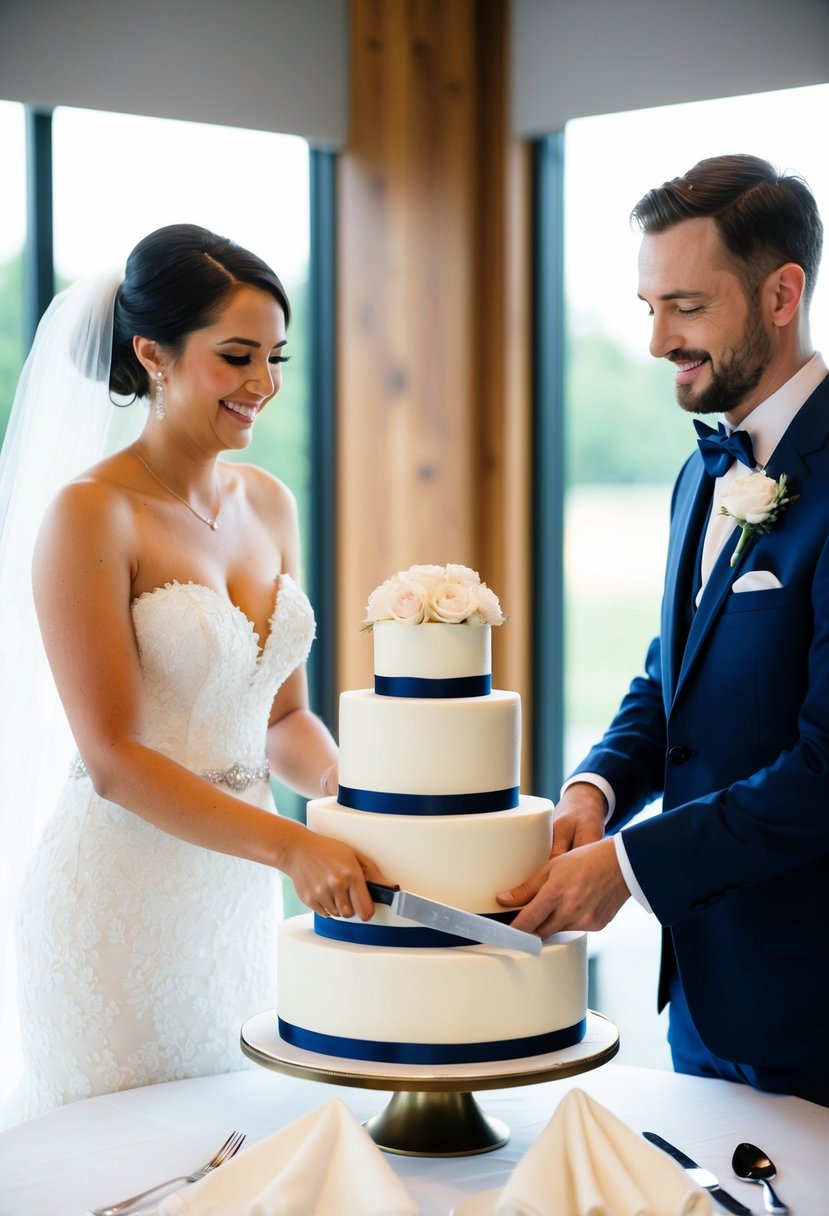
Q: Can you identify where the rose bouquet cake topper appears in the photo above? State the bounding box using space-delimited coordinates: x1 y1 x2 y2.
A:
363 563 506 628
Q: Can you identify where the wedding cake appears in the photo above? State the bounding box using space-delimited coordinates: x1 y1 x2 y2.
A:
276 565 587 1064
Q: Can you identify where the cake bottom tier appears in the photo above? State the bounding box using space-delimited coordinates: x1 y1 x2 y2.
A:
277 916 588 1065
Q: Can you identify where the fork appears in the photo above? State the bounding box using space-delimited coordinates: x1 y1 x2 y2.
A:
87 1130 246 1216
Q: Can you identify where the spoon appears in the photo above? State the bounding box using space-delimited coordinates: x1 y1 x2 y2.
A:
732 1141 788 1213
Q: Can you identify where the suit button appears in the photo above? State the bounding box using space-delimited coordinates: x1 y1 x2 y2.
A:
690 895 715 911
668 745 694 765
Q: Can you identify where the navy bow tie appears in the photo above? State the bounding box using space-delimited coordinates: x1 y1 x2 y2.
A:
693 419 756 478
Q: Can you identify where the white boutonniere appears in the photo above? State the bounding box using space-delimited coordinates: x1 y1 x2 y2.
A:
719 471 798 567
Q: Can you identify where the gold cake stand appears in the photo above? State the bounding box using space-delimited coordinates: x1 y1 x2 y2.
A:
240 1009 619 1157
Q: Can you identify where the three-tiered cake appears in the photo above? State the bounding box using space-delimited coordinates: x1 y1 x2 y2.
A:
276 565 587 1064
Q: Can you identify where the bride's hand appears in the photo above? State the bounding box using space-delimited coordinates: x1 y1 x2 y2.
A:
280 823 381 921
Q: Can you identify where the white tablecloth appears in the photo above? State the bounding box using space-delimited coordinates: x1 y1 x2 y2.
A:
0 1062 825 1214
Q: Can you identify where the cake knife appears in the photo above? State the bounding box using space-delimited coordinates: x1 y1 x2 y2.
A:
366 881 543 955
642 1132 751 1214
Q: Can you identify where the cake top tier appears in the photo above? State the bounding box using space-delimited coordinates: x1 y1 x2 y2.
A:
363 565 505 694
363 563 505 629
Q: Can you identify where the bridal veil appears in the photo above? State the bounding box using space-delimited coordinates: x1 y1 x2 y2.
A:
0 274 144 1098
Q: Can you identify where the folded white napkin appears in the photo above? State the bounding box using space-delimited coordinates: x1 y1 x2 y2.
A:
160 1099 419 1216
493 1089 712 1216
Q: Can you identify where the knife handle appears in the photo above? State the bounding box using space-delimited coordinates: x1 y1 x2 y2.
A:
643 1133 751 1215
642 1131 695 1168
366 881 400 906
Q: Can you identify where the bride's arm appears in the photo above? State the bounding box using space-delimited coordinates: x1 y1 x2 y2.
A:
253 468 341 800
32 477 376 920
265 665 340 798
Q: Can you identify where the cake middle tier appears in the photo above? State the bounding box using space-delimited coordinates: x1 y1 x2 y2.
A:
308 794 552 913
337 688 520 811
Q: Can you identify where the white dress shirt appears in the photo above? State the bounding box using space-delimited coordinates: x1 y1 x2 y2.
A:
564 352 828 912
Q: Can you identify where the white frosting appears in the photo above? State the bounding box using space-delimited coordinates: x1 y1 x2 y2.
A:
278 613 588 1066
373 619 490 679
308 795 552 913
278 918 587 1055
338 689 520 797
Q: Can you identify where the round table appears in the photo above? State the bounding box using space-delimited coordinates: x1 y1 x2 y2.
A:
2 1063 827 1215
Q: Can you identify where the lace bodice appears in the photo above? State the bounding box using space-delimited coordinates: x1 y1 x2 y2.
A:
7 574 316 1124
131 574 315 771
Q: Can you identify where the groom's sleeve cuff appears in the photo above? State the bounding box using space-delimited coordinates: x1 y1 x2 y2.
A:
613 833 653 913
560 774 653 912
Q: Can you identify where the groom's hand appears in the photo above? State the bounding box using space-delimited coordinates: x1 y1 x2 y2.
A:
549 781 608 855
496 837 629 937
495 783 626 937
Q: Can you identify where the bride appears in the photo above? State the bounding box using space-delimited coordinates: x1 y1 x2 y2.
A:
0 224 379 1123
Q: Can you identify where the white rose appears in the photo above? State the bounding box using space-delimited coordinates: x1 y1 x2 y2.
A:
721 471 778 524
404 564 446 590
388 579 428 623
364 577 398 623
427 582 478 623
475 583 505 625
443 563 480 586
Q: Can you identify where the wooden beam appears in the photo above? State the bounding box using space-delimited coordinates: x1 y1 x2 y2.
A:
338 0 531 772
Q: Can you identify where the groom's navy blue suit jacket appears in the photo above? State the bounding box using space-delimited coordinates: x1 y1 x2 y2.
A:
572 371 829 1076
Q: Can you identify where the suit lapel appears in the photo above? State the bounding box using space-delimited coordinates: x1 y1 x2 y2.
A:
662 461 713 710
671 374 829 709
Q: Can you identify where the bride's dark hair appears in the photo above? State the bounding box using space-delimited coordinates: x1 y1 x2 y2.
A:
110 224 291 399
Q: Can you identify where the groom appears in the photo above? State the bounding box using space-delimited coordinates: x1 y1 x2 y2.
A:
499 154 829 1106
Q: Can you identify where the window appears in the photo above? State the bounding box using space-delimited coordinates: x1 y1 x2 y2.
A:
51 108 314 884
564 83 829 771
0 101 26 445
0 107 318 1096
51 107 312 562
562 83 829 1065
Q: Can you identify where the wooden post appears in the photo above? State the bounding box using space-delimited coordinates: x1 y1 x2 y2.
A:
338 0 532 772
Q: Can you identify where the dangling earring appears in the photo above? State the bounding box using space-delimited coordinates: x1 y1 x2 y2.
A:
153 371 166 421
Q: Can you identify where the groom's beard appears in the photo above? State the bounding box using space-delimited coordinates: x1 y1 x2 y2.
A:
672 306 772 416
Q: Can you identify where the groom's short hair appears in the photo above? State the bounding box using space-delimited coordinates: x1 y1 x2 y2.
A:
631 153 823 305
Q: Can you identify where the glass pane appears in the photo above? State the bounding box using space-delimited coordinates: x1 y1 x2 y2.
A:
52 107 311 559
563 83 829 1064
565 83 829 768
52 108 313 908
0 101 26 448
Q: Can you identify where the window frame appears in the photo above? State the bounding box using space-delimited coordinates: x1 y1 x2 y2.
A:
530 131 566 795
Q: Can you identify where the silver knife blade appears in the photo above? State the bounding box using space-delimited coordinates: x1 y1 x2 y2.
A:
367 882 542 955
643 1132 751 1215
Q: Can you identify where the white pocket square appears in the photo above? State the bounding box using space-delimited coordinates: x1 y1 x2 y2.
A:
732 570 783 593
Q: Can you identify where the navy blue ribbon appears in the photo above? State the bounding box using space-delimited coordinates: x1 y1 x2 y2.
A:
337 785 519 815
278 1016 586 1064
313 912 517 948
374 674 491 698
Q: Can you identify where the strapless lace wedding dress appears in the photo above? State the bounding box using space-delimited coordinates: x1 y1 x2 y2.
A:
9 575 315 1122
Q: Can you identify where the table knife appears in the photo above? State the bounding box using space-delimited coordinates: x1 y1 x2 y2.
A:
643 1132 751 1214
366 881 542 955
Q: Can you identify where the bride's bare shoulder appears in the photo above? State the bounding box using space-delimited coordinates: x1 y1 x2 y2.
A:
37 450 141 548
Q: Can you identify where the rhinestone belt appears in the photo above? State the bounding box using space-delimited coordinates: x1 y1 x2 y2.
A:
200 759 270 792
69 754 270 793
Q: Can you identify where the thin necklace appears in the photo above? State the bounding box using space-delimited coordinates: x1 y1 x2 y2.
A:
133 444 221 531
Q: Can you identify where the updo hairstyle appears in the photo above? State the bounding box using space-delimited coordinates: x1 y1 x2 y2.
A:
110 224 290 400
